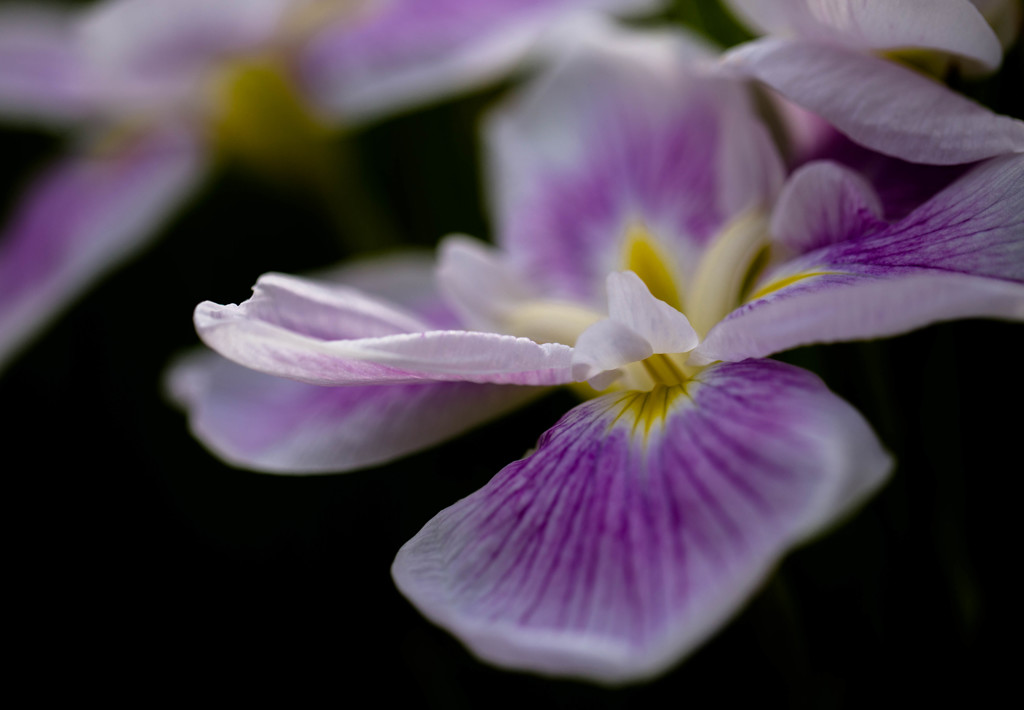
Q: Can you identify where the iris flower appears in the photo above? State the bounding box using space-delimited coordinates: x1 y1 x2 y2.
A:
171 22 1024 683
0 0 661 369
720 0 1024 165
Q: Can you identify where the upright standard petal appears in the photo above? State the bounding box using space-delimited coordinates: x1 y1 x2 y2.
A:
487 21 782 305
195 273 576 386
0 124 206 370
167 351 543 474
297 0 666 121
394 359 891 684
723 39 1024 165
694 155 1024 364
0 4 92 124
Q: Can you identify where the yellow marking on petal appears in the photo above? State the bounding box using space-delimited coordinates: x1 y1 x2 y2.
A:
610 384 690 440
748 270 835 301
209 59 337 183
622 223 683 310
881 49 953 79
502 300 604 347
685 210 770 337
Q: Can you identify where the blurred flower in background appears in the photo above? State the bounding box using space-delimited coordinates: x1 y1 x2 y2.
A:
0 0 662 370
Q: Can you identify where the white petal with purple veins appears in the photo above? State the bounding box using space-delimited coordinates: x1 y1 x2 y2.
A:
167 350 543 474
394 359 891 683
694 154 1024 363
195 275 577 386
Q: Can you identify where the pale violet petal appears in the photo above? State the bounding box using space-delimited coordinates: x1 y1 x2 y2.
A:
0 124 206 370
298 0 666 121
770 161 886 255
194 275 576 386
606 271 698 355
436 235 537 333
0 4 93 123
488 21 782 305
166 350 543 474
693 154 1024 364
571 318 652 382
723 38 1024 164
311 250 461 328
78 0 292 111
394 359 891 684
723 0 1001 69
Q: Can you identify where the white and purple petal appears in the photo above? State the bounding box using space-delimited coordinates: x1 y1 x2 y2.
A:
167 350 543 474
0 124 206 370
195 273 577 386
394 359 891 683
723 0 1002 69
694 154 1024 364
723 39 1024 165
0 4 93 124
297 0 665 121
488 21 783 305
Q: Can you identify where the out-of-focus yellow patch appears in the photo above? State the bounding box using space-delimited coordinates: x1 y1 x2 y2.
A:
610 384 690 440
748 270 834 301
882 48 952 79
210 59 336 183
622 223 683 310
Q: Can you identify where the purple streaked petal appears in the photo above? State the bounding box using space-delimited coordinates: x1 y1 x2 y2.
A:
0 124 206 370
489 21 783 305
770 161 886 255
297 0 664 122
394 359 890 683
195 275 576 386
0 4 93 123
724 38 1024 165
693 154 1024 363
723 0 1002 70
167 350 543 474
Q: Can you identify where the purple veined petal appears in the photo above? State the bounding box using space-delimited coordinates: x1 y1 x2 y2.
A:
0 123 206 371
297 0 666 122
394 359 891 684
692 154 1024 364
194 274 577 386
166 350 545 474
723 38 1024 165
722 0 1002 70
770 161 886 255
78 0 293 112
487 20 783 305
0 4 93 124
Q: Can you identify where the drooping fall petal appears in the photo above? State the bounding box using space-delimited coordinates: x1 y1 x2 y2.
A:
167 350 543 474
394 359 890 684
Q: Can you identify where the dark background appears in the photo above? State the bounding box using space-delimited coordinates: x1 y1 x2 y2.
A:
3 1 1022 704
